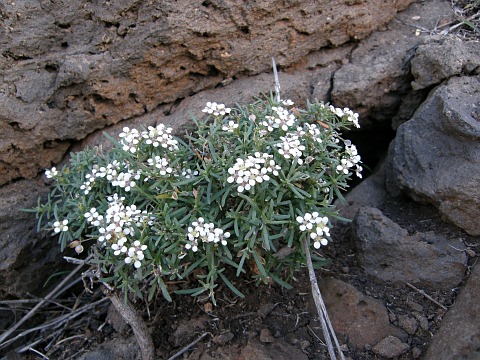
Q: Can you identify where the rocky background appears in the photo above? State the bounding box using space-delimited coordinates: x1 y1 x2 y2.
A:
1 0 479 359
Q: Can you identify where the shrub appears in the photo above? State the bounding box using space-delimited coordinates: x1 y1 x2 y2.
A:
34 95 362 304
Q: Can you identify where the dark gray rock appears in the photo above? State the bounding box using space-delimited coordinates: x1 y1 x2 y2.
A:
352 207 467 290
411 35 480 90
386 76 480 235
0 179 63 298
78 336 140 360
424 262 480 360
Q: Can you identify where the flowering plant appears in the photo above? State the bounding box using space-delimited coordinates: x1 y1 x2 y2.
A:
34 96 362 304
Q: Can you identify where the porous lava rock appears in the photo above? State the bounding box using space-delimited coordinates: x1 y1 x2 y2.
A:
386 76 480 236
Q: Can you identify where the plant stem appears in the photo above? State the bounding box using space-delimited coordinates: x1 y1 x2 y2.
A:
106 290 155 360
302 238 345 360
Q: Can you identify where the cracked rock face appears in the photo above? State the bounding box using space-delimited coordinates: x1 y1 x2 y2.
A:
0 0 414 186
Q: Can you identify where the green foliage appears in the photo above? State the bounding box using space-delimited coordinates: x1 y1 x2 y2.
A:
33 95 362 304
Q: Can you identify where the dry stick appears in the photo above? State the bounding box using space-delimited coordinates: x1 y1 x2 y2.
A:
405 282 447 310
167 332 210 360
302 238 345 360
106 290 155 360
0 254 92 347
272 57 281 102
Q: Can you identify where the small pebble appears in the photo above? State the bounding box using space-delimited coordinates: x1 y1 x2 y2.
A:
466 249 476 258
412 346 422 359
398 315 419 335
372 336 410 358
213 331 234 345
259 328 274 343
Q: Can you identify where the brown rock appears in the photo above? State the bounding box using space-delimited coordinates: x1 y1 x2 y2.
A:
172 317 208 347
0 0 414 186
259 328 275 343
241 338 308 360
317 277 406 349
372 336 410 358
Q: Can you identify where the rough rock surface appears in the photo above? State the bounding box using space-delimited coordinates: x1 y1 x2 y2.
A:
424 262 480 360
0 179 63 297
0 0 414 186
411 35 480 90
318 277 406 349
372 336 410 358
386 76 480 236
352 206 467 290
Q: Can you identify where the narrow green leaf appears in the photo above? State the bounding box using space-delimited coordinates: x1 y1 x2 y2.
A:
219 272 245 298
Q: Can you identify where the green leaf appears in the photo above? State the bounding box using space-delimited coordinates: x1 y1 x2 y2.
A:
269 273 293 289
158 277 173 302
219 272 245 298
252 250 267 278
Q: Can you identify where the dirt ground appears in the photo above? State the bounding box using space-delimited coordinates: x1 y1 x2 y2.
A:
6 192 477 360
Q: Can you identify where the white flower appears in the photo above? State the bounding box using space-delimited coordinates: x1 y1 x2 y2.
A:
53 219 69 233
45 167 58 179
202 102 231 116
281 99 294 106
124 240 148 268
119 127 140 153
329 105 360 128
222 120 239 132
147 156 173 176
297 213 330 248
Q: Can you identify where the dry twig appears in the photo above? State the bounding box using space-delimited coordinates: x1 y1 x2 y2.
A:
406 282 448 310
167 332 210 360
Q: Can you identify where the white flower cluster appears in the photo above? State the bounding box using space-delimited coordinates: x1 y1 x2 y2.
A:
202 102 231 116
119 127 140 153
276 133 306 164
142 124 179 151
85 194 152 268
147 156 173 176
296 212 330 249
304 123 323 143
261 106 296 132
227 153 280 193
84 207 103 227
327 105 360 128
53 219 69 233
185 217 230 252
125 240 148 268
222 120 239 132
119 125 178 154
336 142 363 178
281 99 294 106
79 161 141 195
45 167 58 179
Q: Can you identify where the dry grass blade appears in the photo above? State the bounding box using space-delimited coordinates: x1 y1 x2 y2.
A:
0 254 92 349
1 297 108 350
302 237 345 360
